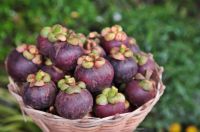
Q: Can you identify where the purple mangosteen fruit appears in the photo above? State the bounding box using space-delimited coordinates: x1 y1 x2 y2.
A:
125 79 156 107
83 32 106 57
94 86 126 118
74 53 114 94
50 33 85 72
109 44 138 84
136 52 155 78
23 70 57 110
125 37 140 53
55 75 93 119
100 25 128 54
37 24 69 57
41 58 65 83
6 44 42 82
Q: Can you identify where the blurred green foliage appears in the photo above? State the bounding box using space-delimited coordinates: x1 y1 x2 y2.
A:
0 0 200 131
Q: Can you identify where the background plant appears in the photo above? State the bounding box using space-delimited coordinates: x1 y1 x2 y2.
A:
0 0 200 131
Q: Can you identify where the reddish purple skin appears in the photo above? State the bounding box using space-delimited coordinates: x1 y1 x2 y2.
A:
100 38 125 54
138 58 155 75
6 50 40 82
55 90 93 119
95 102 125 118
41 65 65 83
23 81 57 110
95 46 106 57
125 80 156 107
74 60 114 94
127 44 140 53
50 43 84 72
109 57 138 84
37 36 54 57
124 37 140 53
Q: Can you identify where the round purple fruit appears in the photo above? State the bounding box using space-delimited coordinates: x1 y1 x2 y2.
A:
125 79 156 107
109 45 138 84
136 52 155 77
94 86 126 118
41 58 65 83
37 24 68 57
55 75 93 119
100 25 127 54
23 70 57 110
6 44 42 82
74 53 114 94
50 33 85 72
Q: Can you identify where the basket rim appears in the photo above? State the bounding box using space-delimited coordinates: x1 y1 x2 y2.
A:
8 64 165 123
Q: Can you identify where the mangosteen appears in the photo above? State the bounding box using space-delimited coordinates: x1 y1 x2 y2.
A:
41 58 65 83
74 53 114 94
109 44 138 84
94 86 126 118
100 25 127 54
23 70 57 110
124 79 156 107
125 37 140 53
136 52 155 78
83 32 106 57
37 24 69 57
6 44 42 82
55 75 93 119
50 33 85 72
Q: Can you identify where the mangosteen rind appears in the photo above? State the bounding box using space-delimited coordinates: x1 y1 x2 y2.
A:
6 49 40 82
74 56 114 94
55 89 93 119
23 81 57 110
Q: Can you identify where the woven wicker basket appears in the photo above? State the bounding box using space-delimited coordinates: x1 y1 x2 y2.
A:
8 64 164 132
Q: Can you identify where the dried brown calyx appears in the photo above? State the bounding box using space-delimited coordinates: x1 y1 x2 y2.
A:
27 70 51 87
57 75 86 94
110 44 133 60
77 53 106 69
96 86 126 105
101 25 127 42
16 44 42 65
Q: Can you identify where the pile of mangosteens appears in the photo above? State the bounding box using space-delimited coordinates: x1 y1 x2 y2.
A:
6 24 158 119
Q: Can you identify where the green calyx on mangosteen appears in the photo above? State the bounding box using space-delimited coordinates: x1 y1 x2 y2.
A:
124 78 156 107
57 75 86 94
94 86 127 118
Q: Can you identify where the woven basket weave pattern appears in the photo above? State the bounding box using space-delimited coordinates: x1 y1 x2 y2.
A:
8 65 165 132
